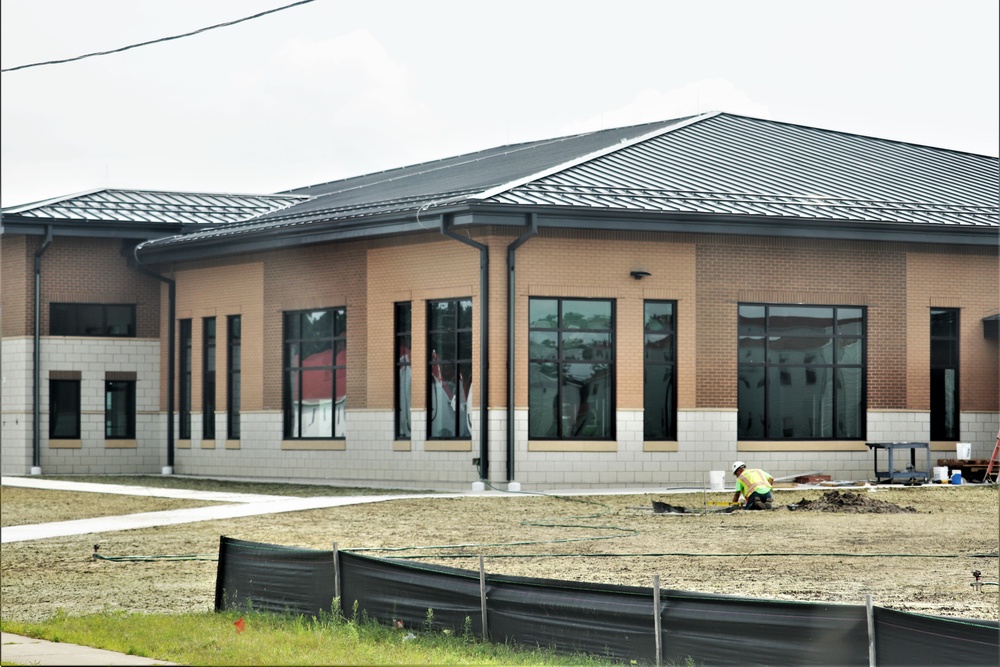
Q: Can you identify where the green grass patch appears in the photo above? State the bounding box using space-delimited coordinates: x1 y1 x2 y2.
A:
0 609 617 666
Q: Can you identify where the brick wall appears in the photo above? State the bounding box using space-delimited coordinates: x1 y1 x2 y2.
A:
1 235 31 337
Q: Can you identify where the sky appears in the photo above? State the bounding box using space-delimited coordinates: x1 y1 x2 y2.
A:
1 0 998 208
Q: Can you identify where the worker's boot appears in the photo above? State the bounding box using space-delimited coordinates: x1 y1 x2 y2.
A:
754 499 767 510
764 500 773 510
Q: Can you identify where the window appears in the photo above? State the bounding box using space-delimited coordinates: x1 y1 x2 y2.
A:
395 303 412 439
528 298 615 439
51 303 135 337
49 378 81 439
283 308 346 438
738 304 865 440
203 317 216 439
105 379 136 439
427 299 472 439
179 319 192 439
930 309 959 441
227 315 241 440
644 301 677 440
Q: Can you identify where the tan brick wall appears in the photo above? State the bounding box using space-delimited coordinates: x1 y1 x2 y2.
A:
1 235 31 337
696 236 909 409
906 245 999 412
6 236 162 338
170 262 264 412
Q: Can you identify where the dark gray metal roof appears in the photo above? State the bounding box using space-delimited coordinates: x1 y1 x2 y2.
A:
1 188 308 238
133 112 999 261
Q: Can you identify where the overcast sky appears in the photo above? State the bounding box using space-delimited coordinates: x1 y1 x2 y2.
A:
2 0 997 207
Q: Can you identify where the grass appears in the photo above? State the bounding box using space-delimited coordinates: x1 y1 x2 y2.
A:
0 608 618 666
40 474 438 497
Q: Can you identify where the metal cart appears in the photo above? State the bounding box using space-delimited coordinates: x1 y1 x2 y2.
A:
865 441 930 484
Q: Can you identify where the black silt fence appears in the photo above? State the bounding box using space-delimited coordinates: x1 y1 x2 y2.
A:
215 537 1000 666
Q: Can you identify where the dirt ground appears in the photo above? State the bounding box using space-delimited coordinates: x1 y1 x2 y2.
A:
1 482 997 625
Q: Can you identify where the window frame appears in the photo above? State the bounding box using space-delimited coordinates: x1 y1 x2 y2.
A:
527 297 616 440
643 300 677 441
105 380 136 439
50 303 136 337
737 303 866 441
178 319 192 440
426 298 473 440
203 317 216 440
394 302 412 439
930 308 960 441
282 307 347 440
49 378 81 439
227 315 241 440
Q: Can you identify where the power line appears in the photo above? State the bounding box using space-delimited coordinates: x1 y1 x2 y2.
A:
1 0 317 74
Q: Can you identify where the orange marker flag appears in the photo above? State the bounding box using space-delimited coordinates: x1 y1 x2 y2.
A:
234 617 246 633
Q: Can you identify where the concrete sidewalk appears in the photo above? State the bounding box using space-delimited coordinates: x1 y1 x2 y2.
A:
1 632 177 665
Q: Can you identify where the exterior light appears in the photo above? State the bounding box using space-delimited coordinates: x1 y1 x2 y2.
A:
630 270 651 280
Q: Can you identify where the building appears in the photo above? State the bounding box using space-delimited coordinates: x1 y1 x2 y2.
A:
2 111 998 490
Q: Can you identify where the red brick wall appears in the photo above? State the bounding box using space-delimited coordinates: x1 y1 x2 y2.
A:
1 235 31 337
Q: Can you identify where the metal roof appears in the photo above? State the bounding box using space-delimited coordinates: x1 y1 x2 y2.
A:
1 188 308 237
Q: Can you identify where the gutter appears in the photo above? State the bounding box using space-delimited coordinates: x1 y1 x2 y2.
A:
505 214 537 485
130 246 176 474
439 214 490 482
31 226 53 474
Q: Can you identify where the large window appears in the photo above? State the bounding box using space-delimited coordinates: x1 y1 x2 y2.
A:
930 308 959 441
51 303 135 337
179 319 192 439
203 317 216 439
738 304 865 440
427 299 472 439
283 308 346 439
395 303 411 439
49 377 81 439
644 301 677 440
528 298 615 439
227 315 241 440
105 379 136 439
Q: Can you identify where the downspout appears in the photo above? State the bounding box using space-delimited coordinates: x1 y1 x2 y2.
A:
505 214 537 484
31 226 53 474
130 248 176 474
440 215 489 481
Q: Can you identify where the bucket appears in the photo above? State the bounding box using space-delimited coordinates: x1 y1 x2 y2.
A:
709 470 725 491
951 470 962 485
956 443 971 460
932 466 949 483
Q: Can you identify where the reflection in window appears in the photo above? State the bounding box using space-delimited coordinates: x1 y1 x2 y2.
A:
51 303 136 337
528 298 615 439
427 299 472 439
395 303 411 439
203 317 216 439
179 319 192 439
49 379 81 439
105 380 136 439
644 301 676 440
227 315 241 440
930 308 959 441
738 304 865 440
283 308 346 439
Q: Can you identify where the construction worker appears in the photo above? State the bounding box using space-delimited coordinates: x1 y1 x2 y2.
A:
731 461 774 510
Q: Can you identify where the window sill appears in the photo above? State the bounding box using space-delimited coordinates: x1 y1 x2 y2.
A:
425 441 472 452
528 441 618 452
177 439 192 449
393 441 412 451
281 440 346 451
48 439 82 449
105 439 137 449
643 441 679 452
201 440 217 450
225 440 241 450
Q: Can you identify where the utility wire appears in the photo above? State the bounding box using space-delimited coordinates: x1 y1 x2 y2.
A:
1 0 317 73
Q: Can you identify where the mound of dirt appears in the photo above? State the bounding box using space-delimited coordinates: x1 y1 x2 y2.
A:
790 490 918 513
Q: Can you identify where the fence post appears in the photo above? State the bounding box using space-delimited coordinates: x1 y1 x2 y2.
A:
333 542 341 613
866 594 875 667
479 555 488 641
653 574 662 667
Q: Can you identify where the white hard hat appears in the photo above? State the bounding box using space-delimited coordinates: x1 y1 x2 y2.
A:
732 461 746 474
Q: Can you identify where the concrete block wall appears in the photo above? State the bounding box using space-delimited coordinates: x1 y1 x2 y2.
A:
1 338 33 475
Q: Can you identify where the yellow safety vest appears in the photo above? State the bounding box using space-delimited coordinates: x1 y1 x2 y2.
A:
737 469 772 497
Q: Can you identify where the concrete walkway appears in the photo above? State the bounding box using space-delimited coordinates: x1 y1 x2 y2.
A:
1 631 177 665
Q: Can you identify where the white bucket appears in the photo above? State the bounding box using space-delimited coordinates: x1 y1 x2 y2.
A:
956 443 971 460
932 466 949 482
709 470 725 491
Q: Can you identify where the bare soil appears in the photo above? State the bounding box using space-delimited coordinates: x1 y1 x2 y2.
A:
1 483 997 624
